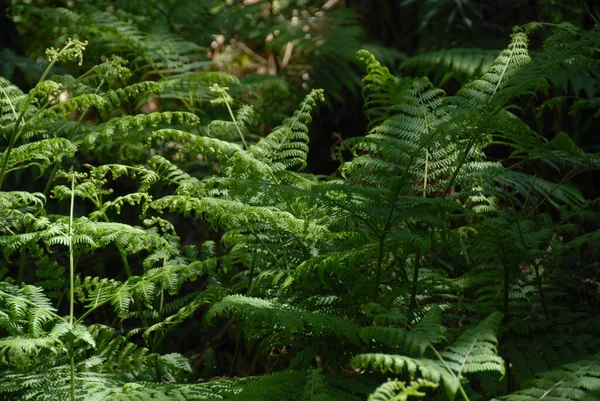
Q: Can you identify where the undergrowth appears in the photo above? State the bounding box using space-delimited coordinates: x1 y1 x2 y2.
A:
0 17 599 401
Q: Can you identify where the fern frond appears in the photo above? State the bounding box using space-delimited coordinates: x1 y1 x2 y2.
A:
456 31 530 106
0 191 45 233
368 378 438 401
236 88 324 175
0 137 77 175
440 311 504 379
505 333 600 388
402 48 498 85
0 77 35 130
494 352 600 401
206 295 360 348
361 306 447 357
0 282 65 366
351 353 459 400
84 111 199 148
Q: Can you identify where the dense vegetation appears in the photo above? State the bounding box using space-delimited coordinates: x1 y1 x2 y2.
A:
1 1 599 400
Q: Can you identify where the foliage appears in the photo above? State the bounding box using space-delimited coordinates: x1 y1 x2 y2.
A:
0 5 600 401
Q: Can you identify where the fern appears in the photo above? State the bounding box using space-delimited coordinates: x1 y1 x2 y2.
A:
1 7 600 401
402 48 498 86
368 379 438 401
354 312 504 400
206 294 360 352
494 352 600 401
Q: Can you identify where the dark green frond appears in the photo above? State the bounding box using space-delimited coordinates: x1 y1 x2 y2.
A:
494 352 600 401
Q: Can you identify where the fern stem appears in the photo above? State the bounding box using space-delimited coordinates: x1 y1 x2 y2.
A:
246 254 256 294
0 85 18 119
69 174 75 328
230 330 242 376
118 248 151 335
119 248 134 278
428 344 470 401
409 251 421 311
43 164 61 198
526 166 580 219
249 227 285 269
68 172 76 401
219 91 248 149
442 137 475 198
17 250 26 286
500 247 510 316
372 235 385 302
507 190 551 322
533 261 550 321
70 353 76 401
372 178 404 302
423 148 429 198
396 253 409 284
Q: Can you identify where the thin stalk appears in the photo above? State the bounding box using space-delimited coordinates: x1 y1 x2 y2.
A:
442 137 475 198
0 85 18 118
396 253 409 284
507 191 550 322
222 95 248 149
423 148 429 198
409 251 421 311
70 355 76 401
151 289 166 351
246 254 257 294
17 250 26 286
499 247 510 316
118 248 150 336
371 235 385 302
230 331 242 376
119 248 134 278
526 166 581 219
533 261 550 321
69 175 75 326
428 344 470 401
16 92 101 283
249 227 285 269
68 173 76 401
43 164 61 198
372 179 404 302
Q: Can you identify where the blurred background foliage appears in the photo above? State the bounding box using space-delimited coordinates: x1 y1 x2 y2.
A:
1 0 599 389
3 0 598 175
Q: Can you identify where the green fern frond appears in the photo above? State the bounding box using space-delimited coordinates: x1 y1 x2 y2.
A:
368 378 438 401
84 111 198 148
0 77 34 130
0 137 77 175
150 128 242 167
102 81 162 109
402 48 498 85
0 282 65 365
456 31 530 106
362 306 447 357
35 256 67 299
0 191 45 233
504 333 600 388
356 49 398 121
206 295 360 348
494 352 600 401
42 93 108 120
241 88 325 174
351 353 459 400
440 312 504 378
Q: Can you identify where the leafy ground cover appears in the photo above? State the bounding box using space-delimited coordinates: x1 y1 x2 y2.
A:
1 1 600 400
